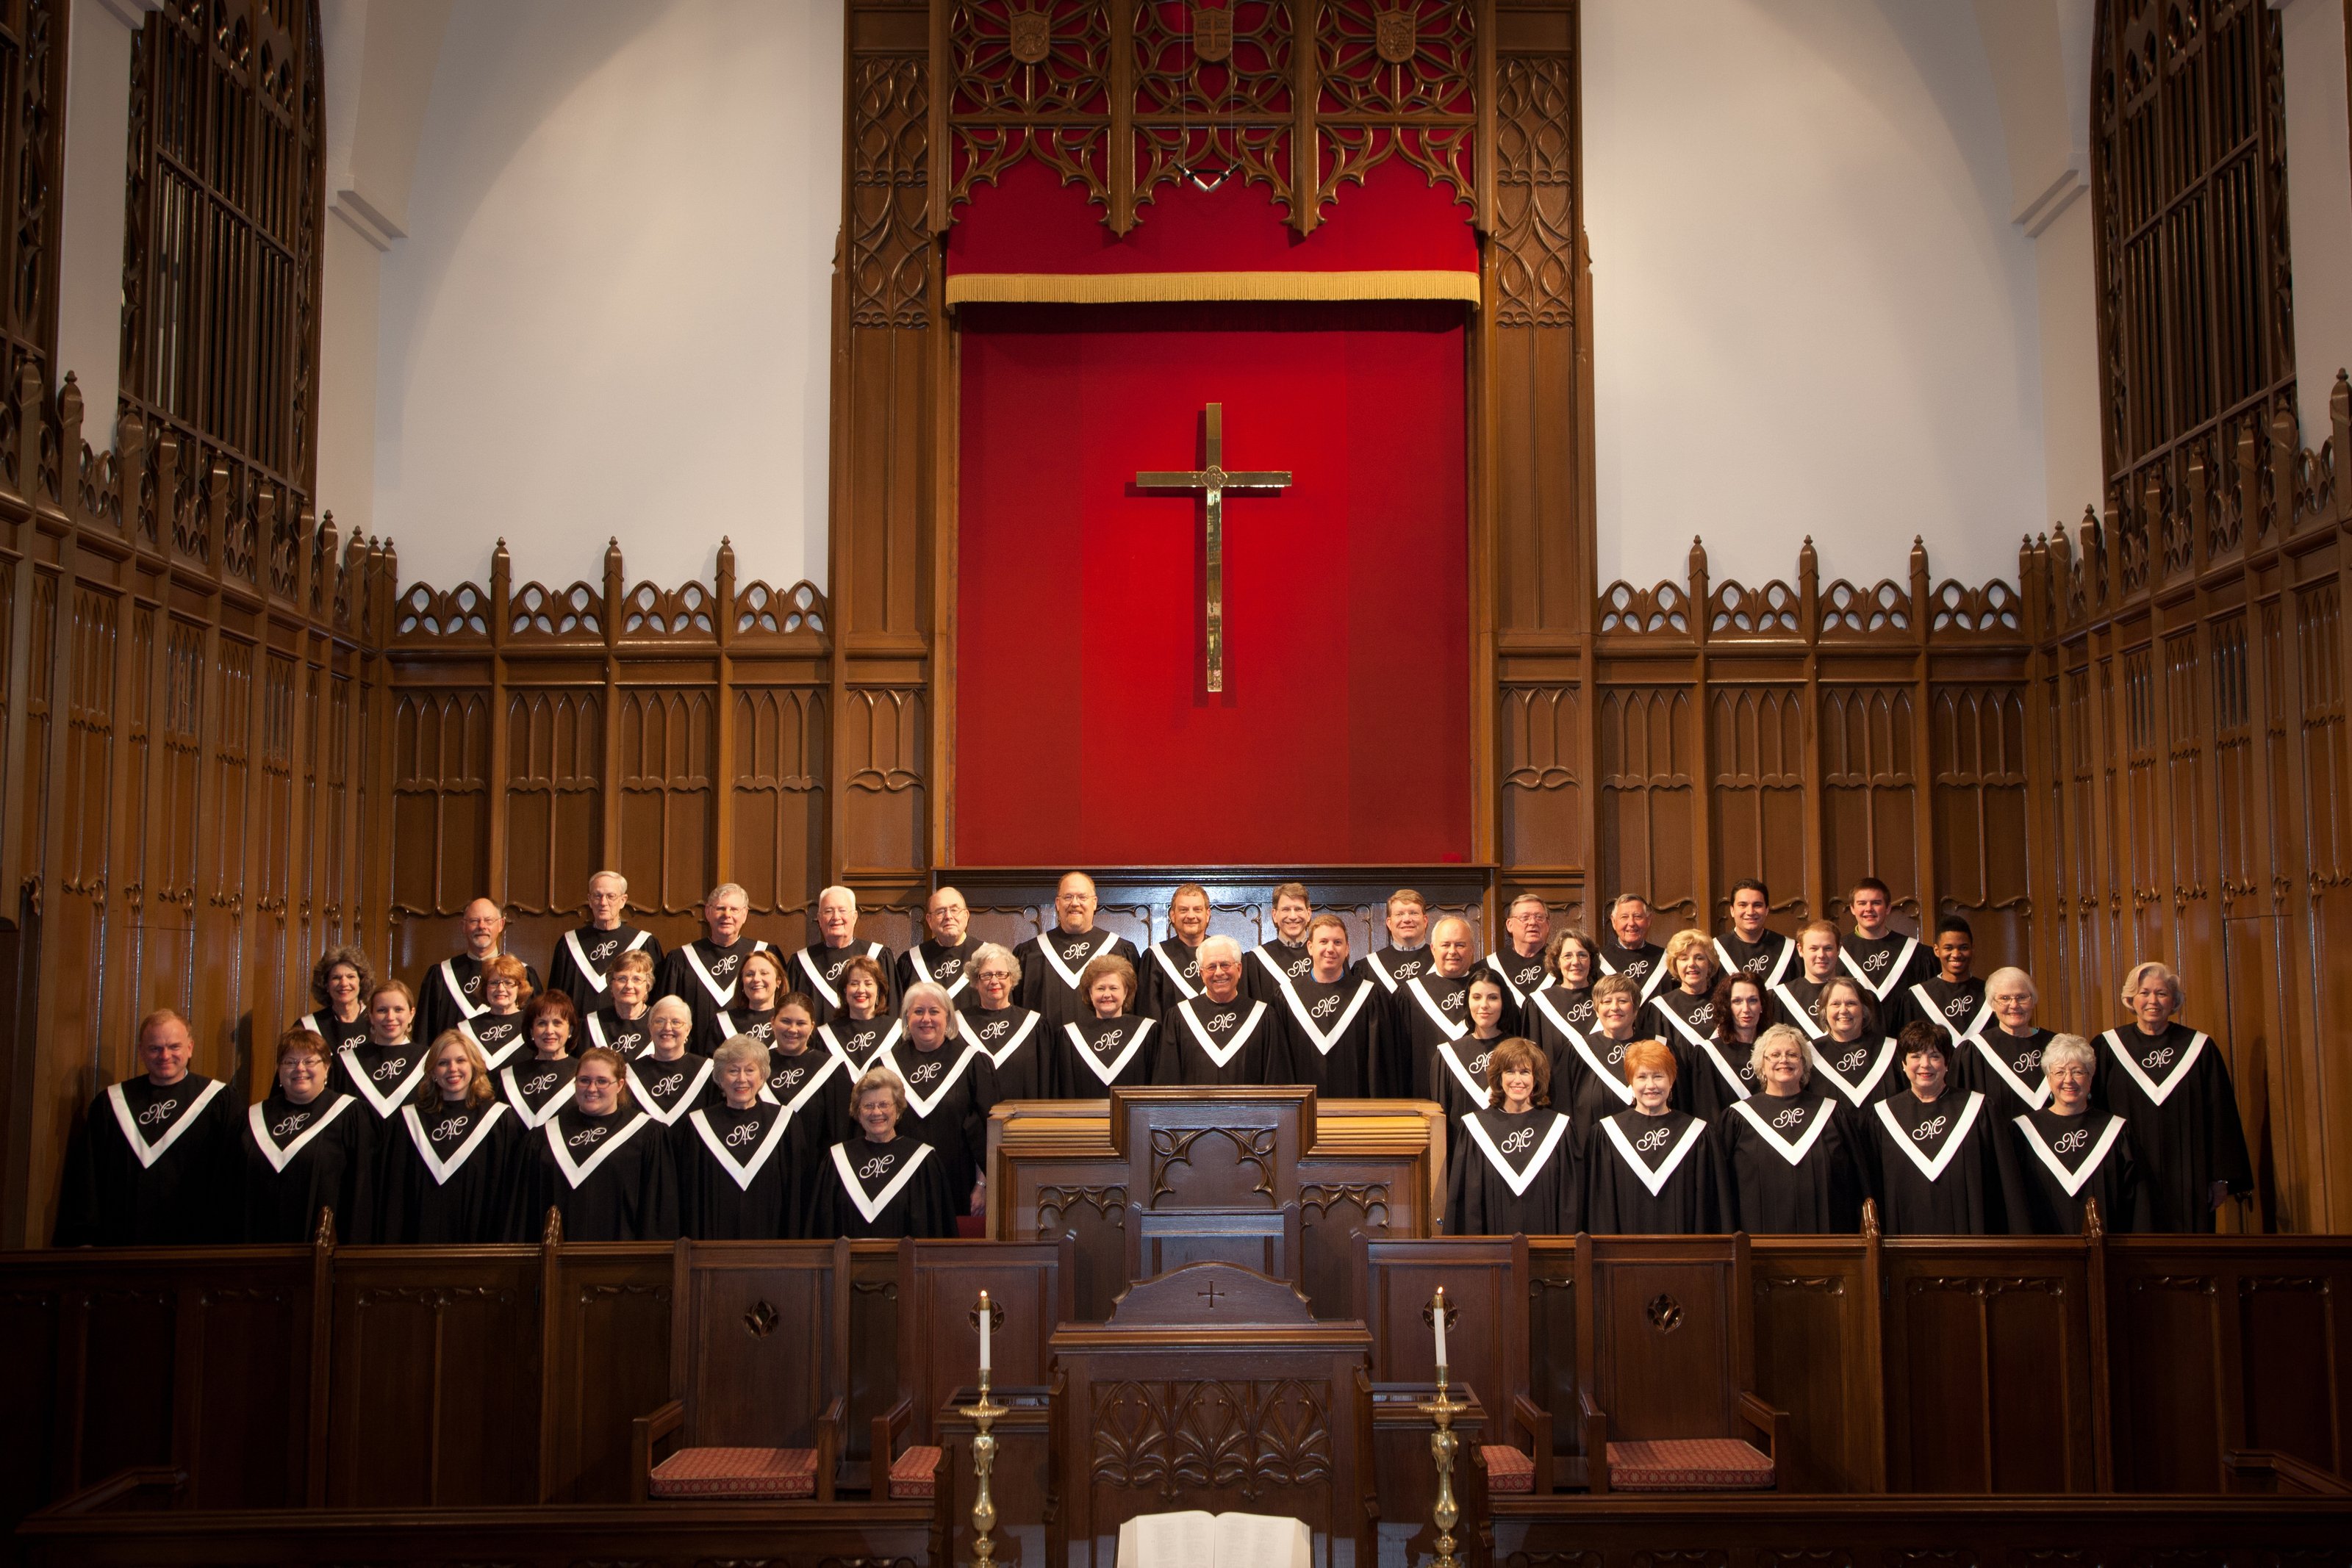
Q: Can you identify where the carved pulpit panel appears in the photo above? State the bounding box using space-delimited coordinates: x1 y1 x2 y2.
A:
1110 1086 1313 1211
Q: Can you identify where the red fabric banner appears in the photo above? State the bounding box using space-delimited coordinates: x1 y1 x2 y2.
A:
954 301 1473 866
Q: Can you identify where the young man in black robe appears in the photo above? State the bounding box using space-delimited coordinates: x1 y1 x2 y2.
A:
241 1027 373 1242
379 1032 527 1244
2009 1033 2145 1234
1158 936 1280 1087
1358 888 1433 997
1244 882 1316 1006
543 870 663 1015
523 1047 678 1242
2095 960 2254 1231
1396 915 1480 1100
1839 877 1935 1032
1597 894 1670 1007
1905 916 1990 1057
678 1037 803 1240
807 1065 958 1239
417 899 545 1049
1718 1024 1866 1235
1768 922 1843 1040
1274 915 1391 1098
55 1009 245 1245
1864 1022 2009 1236
1138 883 1211 1023
1444 1038 1579 1236
1714 880 1796 990
1483 893 1554 1027
656 882 771 1035
895 885 978 1003
1585 1040 1732 1234
1017 871 1142 1032
791 884 897 1026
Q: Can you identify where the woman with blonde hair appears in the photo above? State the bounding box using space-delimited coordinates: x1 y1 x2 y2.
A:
1717 1024 1867 1234
376 1029 524 1243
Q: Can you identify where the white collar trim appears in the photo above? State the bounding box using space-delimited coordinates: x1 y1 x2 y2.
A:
1405 975 1470 1040
544 1112 652 1188
683 940 762 1007
1280 979 1375 1054
1874 1090 1986 1182
1808 1036 1899 1105
1567 1030 1637 1105
1150 941 1202 1000
246 1093 357 1173
877 1041 983 1118
1463 1112 1571 1195
1036 930 1111 990
1717 934 1793 989
1064 1018 1154 1085
1971 1032 2054 1110
822 1018 901 1073
2012 1110 2128 1196
438 958 491 1020
400 1101 509 1185
830 1140 934 1223
501 1063 578 1127
908 944 972 996
339 1043 429 1118
758 1049 844 1112
978 1010 1041 1067
1600 1114 1707 1195
1841 936 1917 1001
690 1105 792 1190
2099 1028 2207 1107
1910 985 1993 1050
562 927 652 994
106 1079 226 1169
1651 999 1750 1099
1730 1096 1835 1165
1771 981 1831 1040
1438 1037 1494 1106
1177 999 1270 1068
627 1056 715 1125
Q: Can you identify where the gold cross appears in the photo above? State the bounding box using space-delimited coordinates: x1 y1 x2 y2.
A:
1136 402 1293 693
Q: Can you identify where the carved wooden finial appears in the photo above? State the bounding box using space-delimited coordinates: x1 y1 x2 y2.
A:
1910 534 1928 572
604 536 624 572
1688 535 1707 576
313 1206 337 1248
2082 1195 2104 1240
542 1206 563 1246
1860 1196 1880 1240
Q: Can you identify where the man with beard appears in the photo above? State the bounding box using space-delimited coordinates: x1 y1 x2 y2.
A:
417 899 544 1047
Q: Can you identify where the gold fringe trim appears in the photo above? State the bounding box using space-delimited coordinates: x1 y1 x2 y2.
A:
944 269 1483 306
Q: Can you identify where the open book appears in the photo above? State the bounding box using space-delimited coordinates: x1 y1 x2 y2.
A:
1116 1511 1311 1568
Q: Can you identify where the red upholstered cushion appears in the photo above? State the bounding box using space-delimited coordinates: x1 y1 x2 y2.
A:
648 1446 818 1499
889 1443 943 1499
1482 1443 1535 1494
1606 1438 1775 1490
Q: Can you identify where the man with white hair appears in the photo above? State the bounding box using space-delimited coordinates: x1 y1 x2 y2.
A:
1017 871 1141 1031
896 885 978 1001
657 882 770 1033
1596 893 1668 1006
1485 892 1554 1020
418 897 544 1046
791 884 896 1024
1396 915 1481 1101
545 870 664 1013
1155 935 1278 1085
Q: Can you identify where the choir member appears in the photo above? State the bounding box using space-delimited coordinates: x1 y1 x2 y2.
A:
678 1035 802 1240
1139 882 1211 1021
331 980 434 1123
695 949 780 1055
1718 1025 1866 1235
544 869 663 1014
1646 932 1735 1109
587 949 659 1056
1244 882 1316 1005
1484 893 1554 1022
54 1009 244 1245
1839 877 1934 1028
377 1031 526 1245
1714 880 1796 989
628 997 719 1126
1768 921 1841 1040
1159 935 1280 1087
1905 917 1989 1049
1056 953 1158 1094
1597 894 1669 1006
417 898 545 1047
1396 916 1479 1099
1808 977 1904 1111
965 944 1052 1101
896 885 978 1002
1524 929 1600 1078
500 990 583 1128
817 956 897 1071
1430 974 1512 1126
1017 871 1141 1030
297 946 376 1054
1585 1040 1732 1234
1865 1022 2008 1236
459 954 532 1071
1685 971 1768 1120
872 982 989 1217
791 884 896 1024
808 1065 959 1239
1358 888 1432 996
2009 1033 2145 1234
1273 914 1391 1098
241 1026 373 1242
759 993 853 1180
656 882 771 1035
524 1046 678 1242
1961 966 2054 1117
1444 1037 1580 1237
1552 974 1646 1144
2095 961 2253 1231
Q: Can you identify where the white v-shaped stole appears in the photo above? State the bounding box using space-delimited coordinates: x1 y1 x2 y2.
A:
1405 977 1469 1040
246 1094 358 1174
545 1112 652 1188
760 1050 842 1113
795 942 878 1009
2098 1029 2208 1107
1177 1001 1269 1069
1528 988 1592 1049
1482 951 1544 1007
879 1042 982 1118
977 1010 1041 1067
1036 932 1110 991
1652 1002 1751 1101
1808 1037 1898 1106
400 1102 509 1185
1463 1112 1571 1196
1771 982 1830 1040
691 1107 792 1192
1565 1029 1637 1107
908 945 972 996
1599 950 1671 1004
628 1056 716 1126
1910 985 1993 1052
1970 1034 2052 1110
107 1079 227 1170
501 1063 577 1127
1436 1040 1494 1107
339 1044 429 1118
1730 1096 1835 1166
1841 936 1918 1001
682 940 765 1007
1281 980 1374 1054
831 1140 935 1224
2012 1111 2127 1196
437 958 491 1021
1150 942 1202 1001
1064 1018 1154 1085
562 927 653 996
1715 935 1793 990
1600 1115 1708 1197
1874 1090 1985 1183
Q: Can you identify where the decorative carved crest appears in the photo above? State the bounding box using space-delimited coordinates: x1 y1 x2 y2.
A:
1193 4 1232 62
1373 5 1416 63
1008 4 1051 64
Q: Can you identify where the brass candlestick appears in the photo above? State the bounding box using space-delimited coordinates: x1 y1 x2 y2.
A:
958 1368 1006 1567
1416 1363 1471 1568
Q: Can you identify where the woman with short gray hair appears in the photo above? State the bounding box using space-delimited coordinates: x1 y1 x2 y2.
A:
1958 965 2054 1117
2007 1033 2145 1234
1718 1024 1867 1234
2097 963 2251 1231
676 1035 802 1239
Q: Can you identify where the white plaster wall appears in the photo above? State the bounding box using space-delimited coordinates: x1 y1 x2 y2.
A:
2279 0 2352 444
1583 0 2052 591
370 0 842 591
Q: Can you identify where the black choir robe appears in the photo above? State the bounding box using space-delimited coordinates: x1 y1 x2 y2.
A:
896 937 979 1004
820 1014 897 1076
1056 1015 1157 1096
1523 985 1598 1083
525 1105 678 1242
1960 1026 2055 1118
626 1050 721 1128
1155 996 1280 1087
1718 1093 1865 1235
694 1003 773 1059
1646 988 1747 1115
1244 938 1313 1007
1395 972 1474 1100
297 1007 373 1056
545 923 664 1014
1865 1088 2009 1236
1906 975 1990 1055
1807 1034 1904 1112
2093 1022 2254 1231
54 1074 245 1245
1139 938 1205 1023
376 1098 528 1244
458 1011 529 1071
1768 975 1832 1040
759 1045 855 1193
585 1004 655 1058
1838 932 1932 1031
1015 927 1141 1031
418 952 545 1048
331 1039 434 1124
2009 1106 2145 1235
1429 1035 1506 1128
1358 944 1431 997
1445 1107 1580 1236
1713 929 1796 989
1597 938 1669 1005
240 1089 374 1243
1482 945 1552 1032
808 1134 958 1240
500 1054 581 1129
965 1004 1051 1102
676 1099 803 1239
656 936 772 1034
1272 975 1390 1098
1585 1108 1732 1234
872 1038 989 1212
1549 1026 1644 1149
789 939 897 1026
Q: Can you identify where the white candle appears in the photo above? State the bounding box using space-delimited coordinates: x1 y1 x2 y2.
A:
978 1290 992 1373
1433 1287 1447 1370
